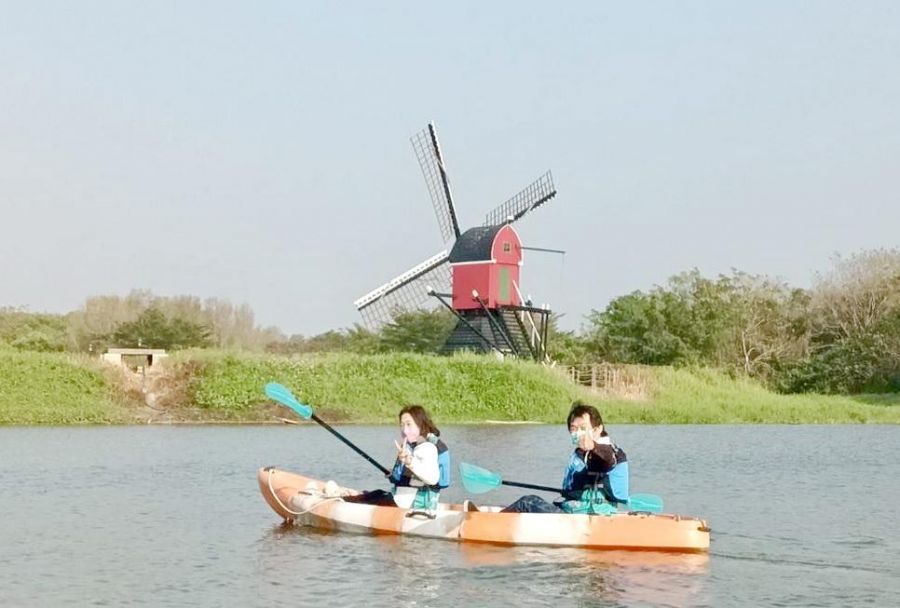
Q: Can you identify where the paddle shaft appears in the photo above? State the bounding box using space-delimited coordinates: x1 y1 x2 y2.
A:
459 459 664 512
501 479 565 493
310 412 391 476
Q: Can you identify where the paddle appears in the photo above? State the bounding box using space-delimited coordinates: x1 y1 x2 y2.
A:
458 461 665 513
459 462 561 493
265 382 391 476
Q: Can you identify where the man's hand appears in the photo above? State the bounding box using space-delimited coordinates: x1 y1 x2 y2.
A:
577 430 595 452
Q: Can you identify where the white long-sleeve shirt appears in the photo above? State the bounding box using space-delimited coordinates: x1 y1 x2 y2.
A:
393 440 440 508
405 440 439 486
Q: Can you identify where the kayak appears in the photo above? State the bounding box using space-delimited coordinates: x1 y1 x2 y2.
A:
258 467 711 552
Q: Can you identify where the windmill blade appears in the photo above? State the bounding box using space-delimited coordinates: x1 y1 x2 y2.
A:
483 171 557 227
354 250 452 327
411 123 462 243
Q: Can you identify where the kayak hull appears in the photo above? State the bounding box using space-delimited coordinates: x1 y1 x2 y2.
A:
258 467 710 552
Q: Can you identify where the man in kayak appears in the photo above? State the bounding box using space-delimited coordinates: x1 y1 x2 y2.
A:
499 402 628 513
344 405 451 511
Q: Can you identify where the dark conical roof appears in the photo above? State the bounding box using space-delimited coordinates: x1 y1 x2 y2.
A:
448 225 504 263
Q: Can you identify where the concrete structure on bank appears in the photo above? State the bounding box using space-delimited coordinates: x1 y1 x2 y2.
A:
101 348 168 369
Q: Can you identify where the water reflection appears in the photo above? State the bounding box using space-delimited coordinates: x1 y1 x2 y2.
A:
257 523 710 607
457 543 710 608
4 425 899 608
456 542 705 568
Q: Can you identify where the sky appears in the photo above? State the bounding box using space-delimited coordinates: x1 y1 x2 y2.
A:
1 1 898 336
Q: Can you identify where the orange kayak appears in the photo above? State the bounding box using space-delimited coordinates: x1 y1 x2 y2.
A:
258 467 710 552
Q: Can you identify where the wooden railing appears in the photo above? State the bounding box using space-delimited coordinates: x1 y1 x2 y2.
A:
561 363 654 400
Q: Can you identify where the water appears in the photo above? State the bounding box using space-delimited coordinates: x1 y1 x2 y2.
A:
1 425 898 607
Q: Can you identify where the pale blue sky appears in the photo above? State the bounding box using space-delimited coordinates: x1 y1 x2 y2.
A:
2 1 898 335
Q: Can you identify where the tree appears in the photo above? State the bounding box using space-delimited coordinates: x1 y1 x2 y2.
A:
722 274 811 379
0 308 69 352
770 249 900 393
344 324 381 354
585 291 689 365
584 269 817 381
379 309 455 353
265 334 308 355
584 271 735 365
773 333 899 394
201 298 281 350
110 308 211 350
68 291 281 352
546 315 590 364
67 290 155 351
811 248 900 341
814 249 900 390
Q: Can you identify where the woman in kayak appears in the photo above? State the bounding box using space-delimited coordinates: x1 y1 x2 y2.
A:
344 405 450 511
499 402 628 513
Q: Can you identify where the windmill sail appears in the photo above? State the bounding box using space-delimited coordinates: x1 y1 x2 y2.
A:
411 123 461 243
483 171 557 227
354 124 560 354
354 250 452 327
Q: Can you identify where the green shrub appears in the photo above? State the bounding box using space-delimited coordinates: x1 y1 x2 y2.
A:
0 351 121 424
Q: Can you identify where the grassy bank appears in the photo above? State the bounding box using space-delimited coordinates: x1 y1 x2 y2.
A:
608 367 900 424
187 351 583 423
186 352 900 424
1 349 898 424
0 348 125 424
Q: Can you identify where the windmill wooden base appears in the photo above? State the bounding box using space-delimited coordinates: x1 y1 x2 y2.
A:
438 305 551 361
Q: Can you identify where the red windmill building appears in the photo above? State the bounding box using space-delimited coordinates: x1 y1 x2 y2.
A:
448 224 521 311
354 123 559 359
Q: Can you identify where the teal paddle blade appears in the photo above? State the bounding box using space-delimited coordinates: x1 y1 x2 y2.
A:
264 382 312 419
626 493 664 513
459 462 503 494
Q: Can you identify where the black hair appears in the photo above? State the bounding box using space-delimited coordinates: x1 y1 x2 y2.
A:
566 401 608 437
398 405 440 437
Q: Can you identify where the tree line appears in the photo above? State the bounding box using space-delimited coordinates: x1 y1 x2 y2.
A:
559 248 900 394
2 248 898 394
0 290 455 356
0 290 282 353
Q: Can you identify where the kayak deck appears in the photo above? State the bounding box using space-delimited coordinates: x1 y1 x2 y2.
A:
258 468 710 552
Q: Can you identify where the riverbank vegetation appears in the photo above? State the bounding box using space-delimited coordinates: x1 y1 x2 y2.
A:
1 349 898 425
2 248 899 424
0 346 123 424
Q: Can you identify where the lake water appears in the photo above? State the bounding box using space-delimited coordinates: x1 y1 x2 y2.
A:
1 425 898 607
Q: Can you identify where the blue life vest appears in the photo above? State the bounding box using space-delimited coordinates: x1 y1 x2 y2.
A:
562 444 629 504
562 450 587 491
390 436 451 490
605 460 629 503
436 441 451 489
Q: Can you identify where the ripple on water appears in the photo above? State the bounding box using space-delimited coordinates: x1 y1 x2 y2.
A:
1 425 898 608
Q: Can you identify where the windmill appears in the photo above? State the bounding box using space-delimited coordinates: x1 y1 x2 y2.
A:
353 123 559 360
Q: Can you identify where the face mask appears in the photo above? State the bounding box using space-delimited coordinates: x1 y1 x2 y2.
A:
570 429 586 446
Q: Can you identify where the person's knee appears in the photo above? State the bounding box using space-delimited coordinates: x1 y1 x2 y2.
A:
504 494 557 513
520 495 544 508
525 495 558 513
